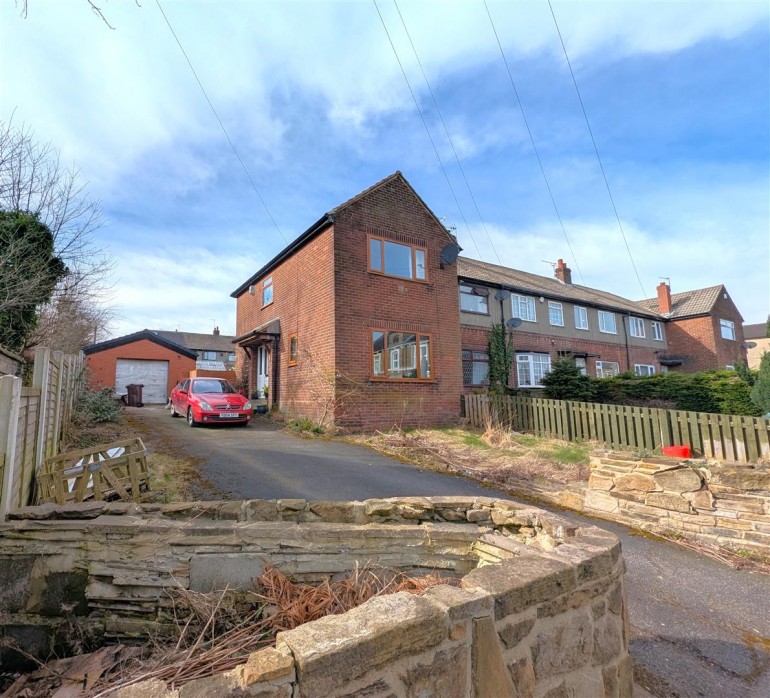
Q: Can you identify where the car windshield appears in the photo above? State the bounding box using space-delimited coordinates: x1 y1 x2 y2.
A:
190 379 236 394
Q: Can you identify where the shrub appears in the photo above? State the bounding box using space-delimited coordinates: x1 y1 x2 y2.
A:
751 352 770 414
76 388 121 423
541 358 596 402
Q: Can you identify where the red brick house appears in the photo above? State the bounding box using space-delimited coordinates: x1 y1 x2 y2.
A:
637 283 747 371
84 330 198 403
458 257 667 388
231 172 463 430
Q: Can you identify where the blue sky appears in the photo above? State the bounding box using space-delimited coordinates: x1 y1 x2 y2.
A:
1 0 768 337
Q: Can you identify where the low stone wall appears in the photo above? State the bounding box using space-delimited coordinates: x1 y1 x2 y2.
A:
1 497 631 697
586 452 770 554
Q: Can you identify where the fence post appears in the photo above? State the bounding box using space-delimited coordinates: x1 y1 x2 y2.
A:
0 375 22 515
50 350 65 457
32 347 51 477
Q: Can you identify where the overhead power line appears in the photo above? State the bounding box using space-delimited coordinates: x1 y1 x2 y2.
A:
483 0 585 285
393 0 501 265
154 0 286 243
546 0 647 298
372 0 483 260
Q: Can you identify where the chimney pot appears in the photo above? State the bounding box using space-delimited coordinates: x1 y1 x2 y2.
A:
657 282 672 314
213 326 220 335
555 258 572 285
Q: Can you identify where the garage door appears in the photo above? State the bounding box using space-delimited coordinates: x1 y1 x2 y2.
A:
115 359 169 404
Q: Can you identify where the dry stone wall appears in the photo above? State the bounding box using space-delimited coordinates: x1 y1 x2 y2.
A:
586 452 770 554
0 497 631 697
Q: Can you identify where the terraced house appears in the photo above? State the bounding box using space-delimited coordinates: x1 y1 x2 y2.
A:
458 257 668 389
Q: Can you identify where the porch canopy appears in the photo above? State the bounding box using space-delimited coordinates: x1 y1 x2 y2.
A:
233 319 281 403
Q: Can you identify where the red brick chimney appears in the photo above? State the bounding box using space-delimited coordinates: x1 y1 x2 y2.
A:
657 282 672 314
555 259 572 285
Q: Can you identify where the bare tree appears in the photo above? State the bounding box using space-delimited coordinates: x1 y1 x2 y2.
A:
0 119 116 352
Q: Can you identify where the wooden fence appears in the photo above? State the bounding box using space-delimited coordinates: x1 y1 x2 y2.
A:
462 394 770 463
0 347 85 515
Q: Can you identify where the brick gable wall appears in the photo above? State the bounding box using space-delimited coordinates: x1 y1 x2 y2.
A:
332 177 462 429
85 339 196 396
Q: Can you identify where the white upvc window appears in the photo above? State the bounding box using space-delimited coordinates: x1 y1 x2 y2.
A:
720 319 736 340
629 317 645 338
548 301 564 326
574 357 587 375
651 321 663 341
574 306 589 330
516 353 551 388
595 361 620 378
598 311 617 334
262 276 273 306
512 294 537 322
634 364 655 376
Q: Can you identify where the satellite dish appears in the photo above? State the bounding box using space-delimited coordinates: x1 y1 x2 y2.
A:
745 341 757 349
506 317 522 329
439 243 461 267
494 289 511 302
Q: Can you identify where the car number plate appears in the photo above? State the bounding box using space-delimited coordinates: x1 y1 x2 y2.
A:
220 412 239 418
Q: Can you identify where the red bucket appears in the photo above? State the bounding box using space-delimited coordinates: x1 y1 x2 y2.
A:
661 445 692 458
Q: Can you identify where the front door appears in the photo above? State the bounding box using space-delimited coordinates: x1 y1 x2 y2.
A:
256 345 269 398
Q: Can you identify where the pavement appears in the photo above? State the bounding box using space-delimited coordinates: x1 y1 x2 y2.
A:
130 406 770 697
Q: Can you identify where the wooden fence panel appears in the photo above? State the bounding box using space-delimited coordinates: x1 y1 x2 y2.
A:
462 394 770 464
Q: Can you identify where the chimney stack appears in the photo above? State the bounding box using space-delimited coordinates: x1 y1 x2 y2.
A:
657 282 672 314
213 326 220 336
555 259 572 285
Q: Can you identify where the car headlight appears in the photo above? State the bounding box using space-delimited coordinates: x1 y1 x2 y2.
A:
198 400 213 411
243 401 252 410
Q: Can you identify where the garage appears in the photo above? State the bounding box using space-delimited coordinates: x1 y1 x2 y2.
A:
115 359 169 404
84 330 198 401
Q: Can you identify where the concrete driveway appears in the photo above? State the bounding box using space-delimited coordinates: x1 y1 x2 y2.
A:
129 406 770 697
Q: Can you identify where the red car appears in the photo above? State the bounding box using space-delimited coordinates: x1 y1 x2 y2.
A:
170 378 252 427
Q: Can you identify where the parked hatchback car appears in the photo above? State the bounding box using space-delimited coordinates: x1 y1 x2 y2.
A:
170 378 252 427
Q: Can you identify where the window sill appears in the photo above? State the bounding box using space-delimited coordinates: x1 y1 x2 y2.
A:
370 377 436 384
368 270 429 284
461 309 490 316
599 330 617 335
549 322 565 327
261 301 274 310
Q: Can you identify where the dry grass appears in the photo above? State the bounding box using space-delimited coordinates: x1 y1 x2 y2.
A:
357 424 591 491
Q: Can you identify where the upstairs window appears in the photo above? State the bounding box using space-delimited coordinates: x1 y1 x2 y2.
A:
369 236 427 281
512 294 536 322
574 306 589 330
459 285 489 314
262 276 273 307
598 311 617 334
651 321 663 341
629 317 645 338
720 319 735 340
548 301 564 326
372 331 432 380
202 351 217 361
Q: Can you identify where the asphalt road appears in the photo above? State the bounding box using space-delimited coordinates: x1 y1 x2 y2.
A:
131 407 770 697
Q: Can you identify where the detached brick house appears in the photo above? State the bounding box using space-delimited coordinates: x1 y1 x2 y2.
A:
744 321 770 370
458 257 667 388
231 172 463 430
638 283 747 371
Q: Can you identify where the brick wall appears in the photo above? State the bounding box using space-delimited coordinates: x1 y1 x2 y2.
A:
85 339 196 396
664 293 747 372
235 228 336 421
332 176 462 429
461 325 662 386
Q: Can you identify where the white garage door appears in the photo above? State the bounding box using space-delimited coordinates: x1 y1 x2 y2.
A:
115 359 169 404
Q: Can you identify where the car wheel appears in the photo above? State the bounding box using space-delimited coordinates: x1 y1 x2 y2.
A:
187 408 198 428
170 403 179 418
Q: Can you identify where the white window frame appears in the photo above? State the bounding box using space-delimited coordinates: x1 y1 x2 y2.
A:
512 294 537 322
596 361 620 378
629 317 645 338
720 319 735 340
548 301 564 326
574 357 587 376
389 348 400 371
202 351 217 361
598 311 617 334
574 306 589 330
651 321 663 341
262 276 273 306
516 353 551 388
634 364 655 376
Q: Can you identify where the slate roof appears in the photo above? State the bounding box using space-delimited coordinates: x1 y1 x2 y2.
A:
83 330 198 359
637 285 723 319
457 257 662 318
743 322 768 340
152 330 236 352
